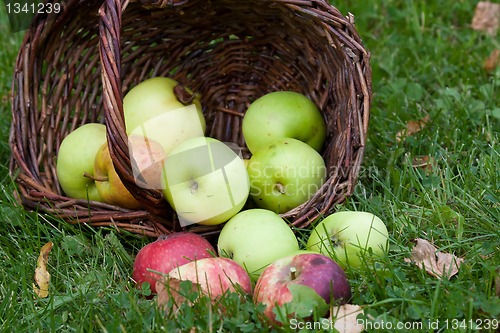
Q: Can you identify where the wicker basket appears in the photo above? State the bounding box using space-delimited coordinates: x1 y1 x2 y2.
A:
9 0 372 238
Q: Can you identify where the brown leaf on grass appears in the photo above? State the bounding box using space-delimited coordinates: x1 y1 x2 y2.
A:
156 277 200 313
396 114 430 142
330 304 364 333
405 238 464 280
484 49 500 73
33 242 53 298
471 1 500 36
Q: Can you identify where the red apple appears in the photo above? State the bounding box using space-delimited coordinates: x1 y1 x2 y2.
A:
132 232 215 294
254 253 351 324
163 257 252 299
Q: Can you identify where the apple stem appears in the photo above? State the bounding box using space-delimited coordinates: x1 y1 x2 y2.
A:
174 84 197 105
83 172 109 182
290 266 297 280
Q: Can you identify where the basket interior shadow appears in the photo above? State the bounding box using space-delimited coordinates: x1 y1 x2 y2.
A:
9 0 371 238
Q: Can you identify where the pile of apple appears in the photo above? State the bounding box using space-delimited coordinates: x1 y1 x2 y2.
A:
56 76 329 225
55 76 390 324
133 209 389 325
55 76 205 209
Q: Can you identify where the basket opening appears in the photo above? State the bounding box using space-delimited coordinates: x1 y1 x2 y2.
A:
118 0 353 161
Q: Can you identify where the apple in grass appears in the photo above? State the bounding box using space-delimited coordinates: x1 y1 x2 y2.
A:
217 209 299 281
161 257 253 300
56 123 107 202
132 232 215 295
123 77 206 155
247 138 327 214
242 91 326 154
254 253 351 325
306 211 389 268
162 137 250 226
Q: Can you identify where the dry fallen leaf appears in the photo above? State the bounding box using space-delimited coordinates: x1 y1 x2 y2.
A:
471 1 500 36
484 49 500 73
330 304 364 333
156 277 200 313
396 114 430 142
405 238 464 280
33 241 53 298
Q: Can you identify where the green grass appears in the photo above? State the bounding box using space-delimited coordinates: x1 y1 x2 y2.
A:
1 1 499 332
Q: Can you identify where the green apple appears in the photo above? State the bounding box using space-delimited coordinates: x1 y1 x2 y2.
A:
93 142 142 209
56 123 107 201
217 208 300 281
242 91 326 154
247 137 327 214
162 137 250 226
123 77 206 155
306 211 389 268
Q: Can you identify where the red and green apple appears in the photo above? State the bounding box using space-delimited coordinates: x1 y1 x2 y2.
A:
254 253 351 324
132 232 215 294
164 256 253 299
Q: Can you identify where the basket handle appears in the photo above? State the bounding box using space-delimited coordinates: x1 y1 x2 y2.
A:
98 0 171 215
98 0 127 180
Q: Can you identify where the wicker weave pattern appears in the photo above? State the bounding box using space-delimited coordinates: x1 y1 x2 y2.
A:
9 0 371 237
